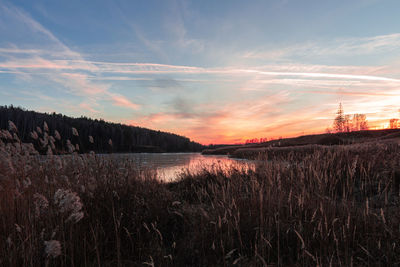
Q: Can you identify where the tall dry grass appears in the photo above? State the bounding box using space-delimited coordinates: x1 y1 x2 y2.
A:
1 121 400 266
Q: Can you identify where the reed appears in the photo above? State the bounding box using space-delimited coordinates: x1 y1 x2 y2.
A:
1 122 399 266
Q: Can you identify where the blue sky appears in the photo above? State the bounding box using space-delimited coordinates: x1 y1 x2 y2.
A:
1 0 400 144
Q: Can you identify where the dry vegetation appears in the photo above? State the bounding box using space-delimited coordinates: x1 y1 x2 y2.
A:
1 121 400 266
202 128 400 156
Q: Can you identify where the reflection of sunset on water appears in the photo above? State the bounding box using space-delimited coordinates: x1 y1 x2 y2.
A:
117 153 254 182
157 155 255 182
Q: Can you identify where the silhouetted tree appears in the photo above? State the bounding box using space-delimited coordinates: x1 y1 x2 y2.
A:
334 103 345 132
333 104 368 132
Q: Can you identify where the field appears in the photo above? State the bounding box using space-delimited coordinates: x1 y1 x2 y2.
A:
202 128 400 156
1 124 400 266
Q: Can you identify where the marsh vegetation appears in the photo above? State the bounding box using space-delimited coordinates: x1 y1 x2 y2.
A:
1 122 400 266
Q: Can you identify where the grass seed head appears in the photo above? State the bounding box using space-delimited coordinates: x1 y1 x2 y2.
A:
54 189 84 223
30 131 38 140
54 130 61 140
72 127 79 137
44 240 61 258
34 193 49 218
43 121 49 132
8 120 18 133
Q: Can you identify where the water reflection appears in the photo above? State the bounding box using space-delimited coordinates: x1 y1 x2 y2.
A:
115 153 254 182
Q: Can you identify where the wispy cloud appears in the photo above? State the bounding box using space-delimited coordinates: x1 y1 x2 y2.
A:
3 58 399 84
110 94 140 110
132 25 169 61
164 1 205 53
244 33 400 60
302 90 400 97
237 69 400 82
0 2 141 112
0 3 80 58
0 47 41 54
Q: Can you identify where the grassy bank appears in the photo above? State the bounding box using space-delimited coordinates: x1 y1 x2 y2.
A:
202 128 400 156
1 126 400 266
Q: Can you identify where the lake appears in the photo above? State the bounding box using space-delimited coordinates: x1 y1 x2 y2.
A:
112 153 254 182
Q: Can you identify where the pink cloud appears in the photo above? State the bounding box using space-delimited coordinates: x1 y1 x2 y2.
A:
111 95 140 110
126 93 294 144
79 102 100 113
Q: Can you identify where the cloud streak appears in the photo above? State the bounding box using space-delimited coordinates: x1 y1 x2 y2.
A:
110 94 140 110
244 33 400 60
2 58 399 84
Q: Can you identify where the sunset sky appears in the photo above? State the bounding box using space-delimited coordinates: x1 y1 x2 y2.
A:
1 0 400 144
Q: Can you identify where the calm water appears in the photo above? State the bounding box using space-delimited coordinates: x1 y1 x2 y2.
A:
114 153 254 182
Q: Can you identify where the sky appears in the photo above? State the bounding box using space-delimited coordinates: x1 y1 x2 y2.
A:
1 0 400 144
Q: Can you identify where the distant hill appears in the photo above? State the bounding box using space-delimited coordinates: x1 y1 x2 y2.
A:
0 105 204 154
203 128 400 156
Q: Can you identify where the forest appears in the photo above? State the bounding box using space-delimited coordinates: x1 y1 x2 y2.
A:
0 105 204 154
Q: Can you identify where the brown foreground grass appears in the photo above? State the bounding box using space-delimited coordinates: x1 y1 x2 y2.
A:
1 125 400 266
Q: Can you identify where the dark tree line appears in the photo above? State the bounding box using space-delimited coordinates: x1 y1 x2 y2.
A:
0 105 204 153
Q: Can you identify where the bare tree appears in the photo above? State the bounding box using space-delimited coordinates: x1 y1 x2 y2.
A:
390 118 399 129
344 115 352 132
359 114 368 130
353 114 368 131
